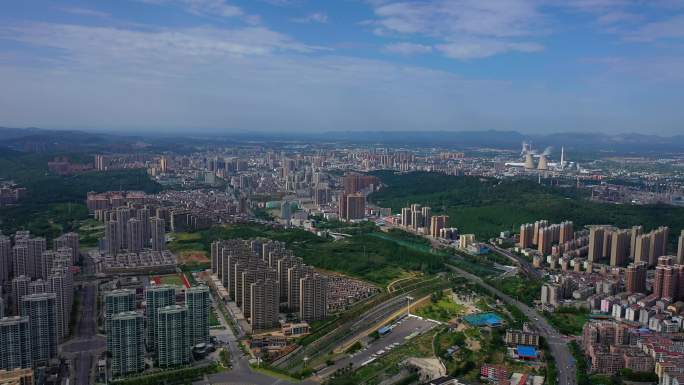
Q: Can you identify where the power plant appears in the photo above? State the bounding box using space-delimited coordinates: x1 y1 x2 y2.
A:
507 142 573 172
537 154 548 170
525 153 536 169
537 147 552 170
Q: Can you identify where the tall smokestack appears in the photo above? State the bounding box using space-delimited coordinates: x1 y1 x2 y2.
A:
524 153 535 169
538 154 548 170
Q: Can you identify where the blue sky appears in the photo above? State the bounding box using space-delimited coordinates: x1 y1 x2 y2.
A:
1 0 684 135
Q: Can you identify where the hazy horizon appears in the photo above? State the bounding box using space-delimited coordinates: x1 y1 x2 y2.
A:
2 1 684 135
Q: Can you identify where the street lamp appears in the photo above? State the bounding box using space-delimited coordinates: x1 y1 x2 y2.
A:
406 296 413 316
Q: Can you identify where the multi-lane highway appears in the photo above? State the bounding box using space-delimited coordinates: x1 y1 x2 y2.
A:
487 244 543 280
61 282 106 385
445 263 576 385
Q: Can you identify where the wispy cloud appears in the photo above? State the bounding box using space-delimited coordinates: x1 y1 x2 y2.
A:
368 0 545 59
384 42 432 55
436 39 543 60
624 14 684 42
0 23 323 77
138 0 246 18
292 12 329 24
59 7 111 18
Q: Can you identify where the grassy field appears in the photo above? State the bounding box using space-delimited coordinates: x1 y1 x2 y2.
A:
159 274 185 286
168 232 206 255
78 218 104 248
487 276 543 306
415 295 466 322
369 171 684 243
544 307 590 336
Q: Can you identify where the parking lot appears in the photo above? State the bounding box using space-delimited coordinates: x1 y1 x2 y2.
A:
318 314 439 377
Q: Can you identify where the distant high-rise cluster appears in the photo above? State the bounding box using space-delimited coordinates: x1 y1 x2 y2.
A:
103 284 210 376
652 256 684 302
397 203 454 239
0 230 76 371
211 239 328 331
87 190 242 234
586 225 669 267
103 206 166 256
401 204 429 231
0 184 27 207
342 173 378 195
521 221 675 270
337 193 366 221
520 220 578 256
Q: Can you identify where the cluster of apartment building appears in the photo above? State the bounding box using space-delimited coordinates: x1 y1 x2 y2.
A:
0 231 77 376
528 222 684 381
89 249 176 275
520 220 684 276
480 364 545 385
46 156 93 175
395 203 452 239
94 154 148 172
210 239 328 332
582 320 655 375
88 190 247 235
0 183 26 207
102 206 166 256
103 284 210 377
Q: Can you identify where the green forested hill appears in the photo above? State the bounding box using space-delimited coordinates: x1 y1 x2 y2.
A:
369 171 684 244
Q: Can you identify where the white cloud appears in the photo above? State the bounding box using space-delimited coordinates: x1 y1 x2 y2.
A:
292 12 329 24
137 0 245 18
373 0 542 38
0 21 581 134
59 7 111 18
0 23 322 73
436 39 542 59
369 0 545 59
182 0 242 17
624 14 684 41
384 42 433 55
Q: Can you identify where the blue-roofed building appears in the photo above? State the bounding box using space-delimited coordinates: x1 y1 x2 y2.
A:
516 345 538 360
463 312 504 328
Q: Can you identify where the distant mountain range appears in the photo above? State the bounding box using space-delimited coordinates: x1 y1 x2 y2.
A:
1 126 683 155
311 130 684 154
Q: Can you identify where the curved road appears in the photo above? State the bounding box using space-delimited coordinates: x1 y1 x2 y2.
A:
487 244 543 280
446 263 576 385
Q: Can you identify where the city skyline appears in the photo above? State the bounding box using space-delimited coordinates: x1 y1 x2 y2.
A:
2 1 684 134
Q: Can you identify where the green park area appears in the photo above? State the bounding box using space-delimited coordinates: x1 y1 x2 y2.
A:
168 223 446 285
415 291 466 322
544 307 590 336
369 170 684 242
488 276 542 306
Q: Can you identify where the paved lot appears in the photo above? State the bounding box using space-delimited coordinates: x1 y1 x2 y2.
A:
318 314 439 378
